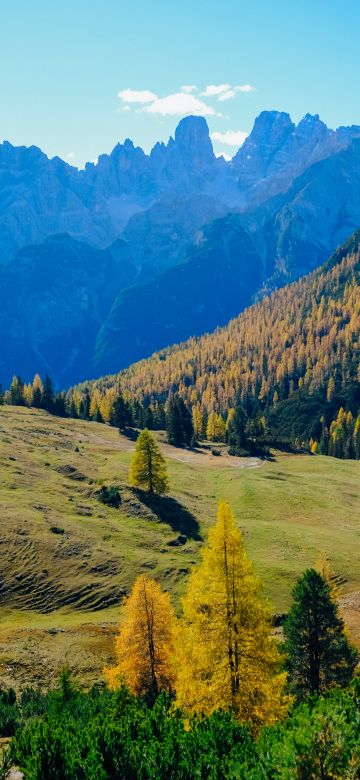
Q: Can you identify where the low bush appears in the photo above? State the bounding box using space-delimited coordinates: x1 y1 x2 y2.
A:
96 485 121 508
0 687 18 737
7 676 360 779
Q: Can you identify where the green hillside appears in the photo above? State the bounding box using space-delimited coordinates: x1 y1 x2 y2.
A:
0 406 359 690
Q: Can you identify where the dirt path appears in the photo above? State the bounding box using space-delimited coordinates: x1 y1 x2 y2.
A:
117 432 262 470
161 445 261 469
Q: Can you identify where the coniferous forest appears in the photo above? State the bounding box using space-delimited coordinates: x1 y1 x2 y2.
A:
4 231 358 461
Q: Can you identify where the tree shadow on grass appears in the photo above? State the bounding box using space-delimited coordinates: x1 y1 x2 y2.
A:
132 489 201 541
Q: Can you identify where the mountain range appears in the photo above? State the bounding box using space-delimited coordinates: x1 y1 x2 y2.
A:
1 111 360 386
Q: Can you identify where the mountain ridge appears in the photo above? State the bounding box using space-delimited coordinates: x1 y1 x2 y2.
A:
1 111 360 386
2 111 360 263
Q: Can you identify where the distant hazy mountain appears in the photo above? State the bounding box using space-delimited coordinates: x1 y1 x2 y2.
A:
0 235 135 386
232 111 360 205
1 112 359 264
1 112 360 386
94 139 360 376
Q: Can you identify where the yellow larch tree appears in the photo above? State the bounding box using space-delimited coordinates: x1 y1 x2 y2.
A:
104 574 176 703
129 429 168 494
315 551 339 601
89 388 102 420
175 501 288 731
32 374 43 392
23 383 33 406
206 412 226 442
192 404 204 440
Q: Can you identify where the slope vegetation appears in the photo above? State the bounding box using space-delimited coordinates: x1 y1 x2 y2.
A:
92 231 360 439
0 406 359 688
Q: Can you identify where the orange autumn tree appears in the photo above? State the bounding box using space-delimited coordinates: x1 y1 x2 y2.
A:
104 574 175 703
175 501 289 731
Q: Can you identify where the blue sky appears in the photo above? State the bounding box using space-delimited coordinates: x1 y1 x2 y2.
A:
1 0 360 166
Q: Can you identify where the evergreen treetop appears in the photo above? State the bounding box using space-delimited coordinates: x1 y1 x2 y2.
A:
283 568 358 699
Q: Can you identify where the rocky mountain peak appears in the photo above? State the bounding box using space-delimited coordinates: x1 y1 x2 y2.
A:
174 115 212 150
247 110 294 145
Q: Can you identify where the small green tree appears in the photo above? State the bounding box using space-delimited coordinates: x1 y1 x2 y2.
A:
284 569 358 699
166 395 194 447
226 402 248 454
129 429 168 495
110 393 131 431
41 374 54 412
9 375 24 405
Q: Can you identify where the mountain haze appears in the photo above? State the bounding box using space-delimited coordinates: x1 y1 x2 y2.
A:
1 112 360 385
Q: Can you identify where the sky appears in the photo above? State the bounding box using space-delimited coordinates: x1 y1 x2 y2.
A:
1 0 360 166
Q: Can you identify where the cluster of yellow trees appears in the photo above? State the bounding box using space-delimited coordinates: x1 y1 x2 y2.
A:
105 501 289 731
309 406 360 458
76 250 359 419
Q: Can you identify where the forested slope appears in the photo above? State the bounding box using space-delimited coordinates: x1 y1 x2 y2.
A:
85 230 360 450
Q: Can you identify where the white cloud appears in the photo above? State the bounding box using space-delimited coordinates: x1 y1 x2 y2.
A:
201 83 231 97
181 85 197 93
215 151 232 161
211 129 248 147
66 152 76 160
118 88 158 104
235 84 255 93
144 92 216 116
218 89 236 102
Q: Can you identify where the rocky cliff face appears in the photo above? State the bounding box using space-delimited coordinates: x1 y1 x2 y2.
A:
232 111 360 205
2 112 359 264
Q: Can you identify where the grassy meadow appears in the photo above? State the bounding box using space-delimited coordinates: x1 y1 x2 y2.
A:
0 405 359 689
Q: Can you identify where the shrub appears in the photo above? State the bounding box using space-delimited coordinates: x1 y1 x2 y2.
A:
0 687 18 737
96 485 121 508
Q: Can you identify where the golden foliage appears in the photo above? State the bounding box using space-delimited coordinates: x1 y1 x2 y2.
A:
81 250 359 418
175 501 289 731
129 429 168 494
315 552 339 601
104 575 176 701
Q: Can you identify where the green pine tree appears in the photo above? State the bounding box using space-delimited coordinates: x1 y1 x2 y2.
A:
110 394 128 430
166 395 194 447
227 402 248 455
82 390 91 420
41 374 54 412
284 568 358 699
9 375 24 406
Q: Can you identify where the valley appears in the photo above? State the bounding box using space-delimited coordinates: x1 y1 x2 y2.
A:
0 406 359 690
